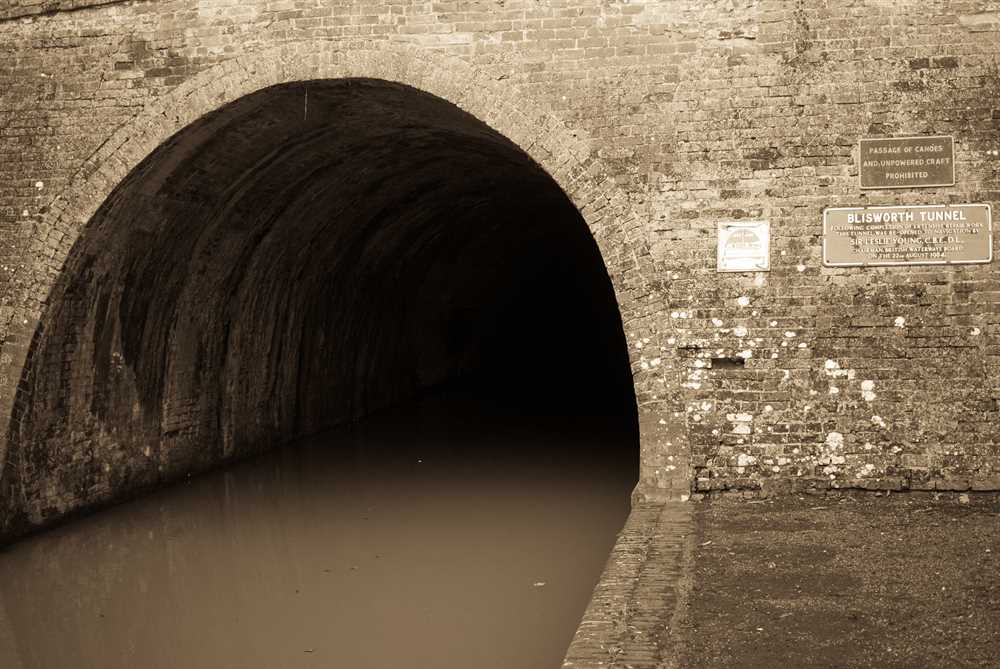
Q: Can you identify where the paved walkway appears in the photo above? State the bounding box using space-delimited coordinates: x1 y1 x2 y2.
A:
563 492 1000 668
562 502 693 669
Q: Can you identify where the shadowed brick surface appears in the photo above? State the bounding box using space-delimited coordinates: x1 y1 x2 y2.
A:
0 77 642 540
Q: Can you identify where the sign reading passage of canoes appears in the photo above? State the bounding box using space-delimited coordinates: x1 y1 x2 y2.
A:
823 204 992 267
859 135 954 189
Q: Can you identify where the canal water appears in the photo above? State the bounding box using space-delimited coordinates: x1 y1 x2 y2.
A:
0 389 637 669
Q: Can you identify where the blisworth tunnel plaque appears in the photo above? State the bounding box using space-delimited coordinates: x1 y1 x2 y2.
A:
859 135 954 189
823 204 992 267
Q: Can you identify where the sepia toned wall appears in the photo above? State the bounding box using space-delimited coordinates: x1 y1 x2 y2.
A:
1 0 1000 539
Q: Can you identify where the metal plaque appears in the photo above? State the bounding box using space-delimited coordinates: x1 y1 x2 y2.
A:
717 220 770 272
859 135 954 189
823 204 992 267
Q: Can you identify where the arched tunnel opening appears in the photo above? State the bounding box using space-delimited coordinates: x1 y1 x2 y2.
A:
0 79 638 668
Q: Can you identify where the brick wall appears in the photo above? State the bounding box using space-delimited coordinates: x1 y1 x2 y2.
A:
650 2 1000 495
0 0 131 21
1 0 999 537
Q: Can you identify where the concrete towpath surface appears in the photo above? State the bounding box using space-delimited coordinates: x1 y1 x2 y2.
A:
563 493 1000 668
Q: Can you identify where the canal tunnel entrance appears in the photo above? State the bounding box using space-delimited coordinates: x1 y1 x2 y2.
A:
0 78 641 669
3 78 638 540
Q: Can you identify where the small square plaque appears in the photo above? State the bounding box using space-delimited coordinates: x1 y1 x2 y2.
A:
717 220 770 272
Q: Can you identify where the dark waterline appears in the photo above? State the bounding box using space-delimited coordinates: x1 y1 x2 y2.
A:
0 391 636 669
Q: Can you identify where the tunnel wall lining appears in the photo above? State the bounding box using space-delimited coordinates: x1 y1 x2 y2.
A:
0 40 678 539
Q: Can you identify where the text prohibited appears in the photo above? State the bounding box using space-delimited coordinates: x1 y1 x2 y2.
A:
859 135 954 190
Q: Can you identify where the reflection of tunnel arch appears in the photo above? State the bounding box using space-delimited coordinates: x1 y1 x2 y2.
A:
0 44 651 540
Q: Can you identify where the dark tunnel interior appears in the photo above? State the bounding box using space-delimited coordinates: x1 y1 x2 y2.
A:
3 79 638 529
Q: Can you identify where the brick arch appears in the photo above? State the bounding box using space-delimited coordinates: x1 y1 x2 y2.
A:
0 41 665 531
28 41 652 308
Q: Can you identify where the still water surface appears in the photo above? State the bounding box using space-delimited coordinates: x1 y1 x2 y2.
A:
0 392 636 669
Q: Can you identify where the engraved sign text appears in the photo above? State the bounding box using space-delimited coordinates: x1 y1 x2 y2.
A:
823 204 992 266
859 136 954 189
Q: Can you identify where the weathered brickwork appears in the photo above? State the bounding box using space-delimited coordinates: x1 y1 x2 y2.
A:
653 3 1000 496
1 0 1000 539
0 0 130 21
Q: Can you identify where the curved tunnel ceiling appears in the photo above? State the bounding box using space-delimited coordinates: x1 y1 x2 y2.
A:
3 79 637 533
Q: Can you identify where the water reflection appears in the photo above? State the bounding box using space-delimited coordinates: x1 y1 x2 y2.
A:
0 391 636 669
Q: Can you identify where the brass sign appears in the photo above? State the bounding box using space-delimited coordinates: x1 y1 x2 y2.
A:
823 204 992 267
859 135 954 189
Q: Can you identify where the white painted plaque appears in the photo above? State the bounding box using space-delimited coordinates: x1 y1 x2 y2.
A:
717 221 770 272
